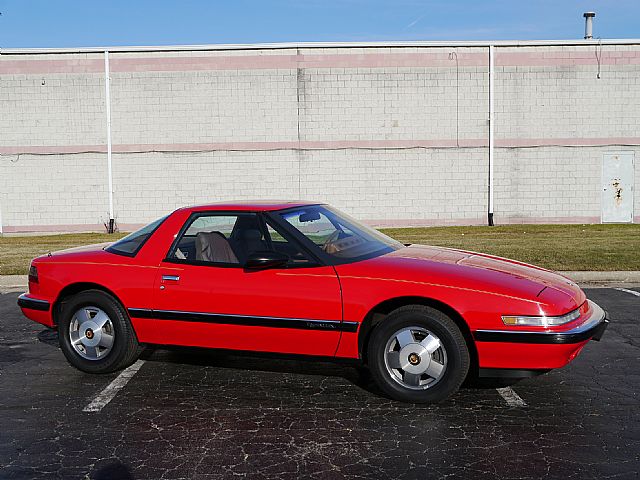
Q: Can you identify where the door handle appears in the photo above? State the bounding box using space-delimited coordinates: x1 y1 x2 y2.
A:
161 275 180 282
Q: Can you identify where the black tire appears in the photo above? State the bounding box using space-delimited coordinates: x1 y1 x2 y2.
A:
367 305 470 403
58 289 141 374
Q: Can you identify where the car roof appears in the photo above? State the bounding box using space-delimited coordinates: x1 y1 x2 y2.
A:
181 200 323 213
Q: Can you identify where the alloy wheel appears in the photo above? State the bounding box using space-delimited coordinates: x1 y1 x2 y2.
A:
383 326 448 390
68 306 115 360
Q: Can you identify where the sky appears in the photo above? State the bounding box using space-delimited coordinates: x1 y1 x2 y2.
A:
0 0 638 49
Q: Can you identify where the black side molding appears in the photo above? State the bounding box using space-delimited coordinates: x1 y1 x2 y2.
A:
128 308 359 333
17 294 50 312
148 344 364 366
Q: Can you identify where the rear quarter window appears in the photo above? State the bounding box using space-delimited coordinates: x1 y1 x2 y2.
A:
106 215 168 256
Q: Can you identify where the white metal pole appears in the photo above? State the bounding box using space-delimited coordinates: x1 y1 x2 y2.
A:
104 51 114 232
488 44 495 226
0 201 3 235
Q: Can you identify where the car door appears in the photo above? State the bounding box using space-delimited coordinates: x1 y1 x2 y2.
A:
149 211 345 356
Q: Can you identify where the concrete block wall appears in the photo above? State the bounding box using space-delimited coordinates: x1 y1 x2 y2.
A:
0 56 106 148
111 150 302 224
110 148 488 226
0 42 638 232
495 45 640 140
494 146 640 222
110 70 299 145
493 45 640 223
1 154 109 229
299 148 488 224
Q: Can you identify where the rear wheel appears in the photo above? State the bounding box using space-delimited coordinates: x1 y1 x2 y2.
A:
367 305 470 403
58 290 140 373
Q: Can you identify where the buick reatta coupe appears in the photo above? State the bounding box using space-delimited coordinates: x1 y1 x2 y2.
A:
18 202 608 403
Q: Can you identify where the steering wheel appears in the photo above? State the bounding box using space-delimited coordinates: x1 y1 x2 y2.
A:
322 230 341 252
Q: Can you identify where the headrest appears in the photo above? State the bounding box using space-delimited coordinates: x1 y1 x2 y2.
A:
197 231 226 240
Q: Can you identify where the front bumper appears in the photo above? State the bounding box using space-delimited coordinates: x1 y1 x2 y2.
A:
473 300 609 370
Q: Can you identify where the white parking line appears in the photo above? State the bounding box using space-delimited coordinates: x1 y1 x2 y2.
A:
83 360 145 412
615 288 640 297
496 387 527 407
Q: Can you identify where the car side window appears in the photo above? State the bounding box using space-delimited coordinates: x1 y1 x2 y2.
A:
186 216 237 237
170 213 269 266
169 212 320 268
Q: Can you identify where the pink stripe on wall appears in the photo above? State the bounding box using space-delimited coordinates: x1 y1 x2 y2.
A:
111 52 481 72
296 52 487 68
2 137 640 156
496 137 640 147
496 216 603 225
0 139 480 155
1 223 147 233
2 223 107 233
367 218 486 228
2 50 640 75
371 216 608 228
110 55 298 72
495 51 640 67
0 52 486 75
0 59 104 74
0 145 107 155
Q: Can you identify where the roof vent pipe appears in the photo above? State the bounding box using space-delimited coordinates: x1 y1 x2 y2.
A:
583 12 595 39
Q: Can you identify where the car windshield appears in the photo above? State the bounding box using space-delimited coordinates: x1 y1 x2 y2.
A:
105 215 168 256
277 205 402 261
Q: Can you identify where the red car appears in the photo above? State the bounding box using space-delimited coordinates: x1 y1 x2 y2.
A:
18 202 608 403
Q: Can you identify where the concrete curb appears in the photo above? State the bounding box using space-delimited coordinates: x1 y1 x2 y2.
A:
2 272 640 291
560 271 640 285
0 275 28 290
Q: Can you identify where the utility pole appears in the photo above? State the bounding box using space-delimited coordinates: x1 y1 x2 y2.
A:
104 51 115 233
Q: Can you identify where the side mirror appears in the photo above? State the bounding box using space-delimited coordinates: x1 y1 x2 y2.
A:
245 251 289 270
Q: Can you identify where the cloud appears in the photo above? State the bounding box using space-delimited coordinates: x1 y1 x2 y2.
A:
404 13 426 30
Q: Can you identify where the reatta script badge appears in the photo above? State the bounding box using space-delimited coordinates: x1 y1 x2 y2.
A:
307 322 335 329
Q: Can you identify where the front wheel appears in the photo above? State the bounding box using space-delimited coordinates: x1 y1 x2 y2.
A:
58 290 141 374
367 305 470 403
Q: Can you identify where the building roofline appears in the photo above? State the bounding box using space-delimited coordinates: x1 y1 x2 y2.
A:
2 38 640 55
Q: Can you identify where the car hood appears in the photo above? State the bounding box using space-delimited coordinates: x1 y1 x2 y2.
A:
353 245 585 310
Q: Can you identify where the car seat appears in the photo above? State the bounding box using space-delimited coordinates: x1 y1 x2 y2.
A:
195 231 239 263
233 229 268 264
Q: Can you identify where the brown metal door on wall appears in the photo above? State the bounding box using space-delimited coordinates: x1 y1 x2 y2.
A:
602 152 634 223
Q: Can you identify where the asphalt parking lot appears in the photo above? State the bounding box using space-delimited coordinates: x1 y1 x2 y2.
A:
0 288 638 480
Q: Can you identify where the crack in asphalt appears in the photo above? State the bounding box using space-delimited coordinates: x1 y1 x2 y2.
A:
0 289 639 479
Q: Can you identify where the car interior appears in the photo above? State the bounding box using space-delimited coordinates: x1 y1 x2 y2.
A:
171 214 312 266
